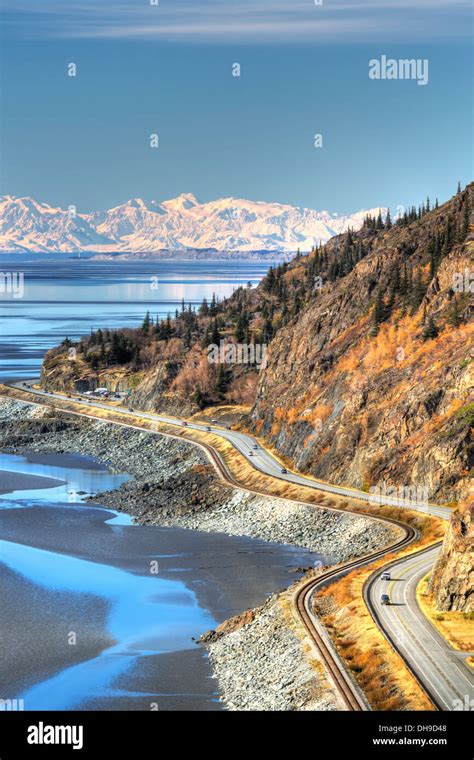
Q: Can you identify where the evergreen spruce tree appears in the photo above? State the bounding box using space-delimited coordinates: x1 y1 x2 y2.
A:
442 216 454 257
216 364 228 397
209 293 218 316
142 311 151 334
235 312 248 343
410 269 424 313
191 388 205 409
263 316 273 342
428 238 437 279
199 297 209 317
210 319 221 345
422 315 439 340
263 266 276 293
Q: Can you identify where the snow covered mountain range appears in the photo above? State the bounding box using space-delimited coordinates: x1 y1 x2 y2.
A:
0 194 386 254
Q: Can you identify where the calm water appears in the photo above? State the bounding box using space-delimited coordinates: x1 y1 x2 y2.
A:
0 452 325 710
0 259 272 380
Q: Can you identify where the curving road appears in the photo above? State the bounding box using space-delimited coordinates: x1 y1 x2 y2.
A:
7 381 451 519
365 545 474 711
4 380 471 711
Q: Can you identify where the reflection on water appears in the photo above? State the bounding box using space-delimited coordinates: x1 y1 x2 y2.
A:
0 539 216 710
0 259 271 379
0 451 323 710
0 452 129 503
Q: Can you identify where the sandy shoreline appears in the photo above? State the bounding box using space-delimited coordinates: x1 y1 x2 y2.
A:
0 470 66 494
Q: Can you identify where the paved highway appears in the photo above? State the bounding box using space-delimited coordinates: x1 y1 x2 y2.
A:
5 380 470 711
366 545 474 711
9 381 451 519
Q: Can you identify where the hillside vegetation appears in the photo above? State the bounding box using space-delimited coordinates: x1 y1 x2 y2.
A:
42 184 473 506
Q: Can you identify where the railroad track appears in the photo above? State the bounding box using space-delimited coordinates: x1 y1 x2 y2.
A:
0 387 427 712
294 521 417 711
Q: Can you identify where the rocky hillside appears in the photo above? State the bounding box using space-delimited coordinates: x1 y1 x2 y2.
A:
250 190 473 505
430 498 473 612
41 184 473 506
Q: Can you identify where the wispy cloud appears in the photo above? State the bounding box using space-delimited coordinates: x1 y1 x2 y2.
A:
3 0 472 42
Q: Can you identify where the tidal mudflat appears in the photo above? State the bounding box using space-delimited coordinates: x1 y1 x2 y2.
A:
0 451 323 711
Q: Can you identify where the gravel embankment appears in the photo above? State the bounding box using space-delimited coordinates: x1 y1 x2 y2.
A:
0 396 402 711
200 593 341 711
0 397 205 479
0 398 401 562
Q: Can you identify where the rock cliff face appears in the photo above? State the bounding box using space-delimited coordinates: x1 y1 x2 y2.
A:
430 499 473 612
250 196 473 505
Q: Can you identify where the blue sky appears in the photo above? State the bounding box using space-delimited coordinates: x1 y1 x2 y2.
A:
1 0 472 214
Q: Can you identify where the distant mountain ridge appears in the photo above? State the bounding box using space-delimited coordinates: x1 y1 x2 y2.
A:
0 193 386 254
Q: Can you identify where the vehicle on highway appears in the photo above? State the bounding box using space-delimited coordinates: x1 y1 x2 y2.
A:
211 419 219 424
206 426 212 431
280 467 287 474
248 452 253 456
381 571 391 581
252 444 258 450
182 421 188 426
381 593 390 605
128 407 134 412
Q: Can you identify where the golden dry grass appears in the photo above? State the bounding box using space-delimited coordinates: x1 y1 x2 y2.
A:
315 571 434 711
417 574 474 653
314 516 446 711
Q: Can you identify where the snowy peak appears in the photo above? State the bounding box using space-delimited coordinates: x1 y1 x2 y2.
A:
0 195 113 253
160 193 200 214
0 194 387 254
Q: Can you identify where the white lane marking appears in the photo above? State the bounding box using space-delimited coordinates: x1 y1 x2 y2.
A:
387 554 472 706
377 565 452 710
405 560 474 691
